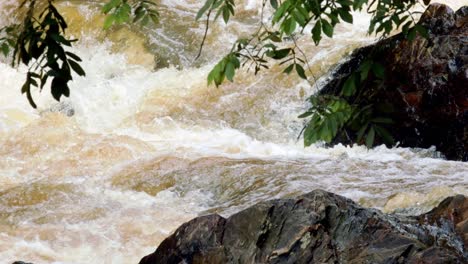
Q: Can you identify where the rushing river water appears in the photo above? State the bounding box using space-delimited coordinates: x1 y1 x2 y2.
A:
0 0 467 263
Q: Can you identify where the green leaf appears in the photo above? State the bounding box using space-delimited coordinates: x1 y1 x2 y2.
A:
273 1 291 24
51 77 68 101
196 0 214 20
365 126 375 148
321 19 334 38
270 0 278 9
327 12 339 25
282 17 297 35
149 13 159 25
225 61 235 81
359 60 372 80
22 76 37 108
309 0 320 15
68 59 86 76
295 63 307 79
415 24 428 38
292 10 306 26
353 0 366 10
407 27 417 41
133 8 146 23
40 74 49 90
312 20 322 45
342 74 356 96
374 125 394 145
401 21 412 34
103 14 116 29
222 7 230 23
298 111 313 118
65 51 82 62
1 42 9 56
283 63 294 74
338 9 353 23
102 0 122 14
356 123 368 142
372 62 385 79
304 122 318 146
271 48 291 60
329 116 338 137
116 3 131 24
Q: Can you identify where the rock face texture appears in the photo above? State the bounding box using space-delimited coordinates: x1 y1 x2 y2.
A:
320 4 468 161
140 190 467 264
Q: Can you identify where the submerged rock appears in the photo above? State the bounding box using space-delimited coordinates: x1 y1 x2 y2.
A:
40 101 75 117
140 190 467 264
319 3 468 161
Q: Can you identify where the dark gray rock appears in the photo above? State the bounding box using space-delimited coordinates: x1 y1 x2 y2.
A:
140 190 467 264
419 3 456 34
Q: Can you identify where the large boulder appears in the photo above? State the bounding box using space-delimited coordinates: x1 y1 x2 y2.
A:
319 3 467 161
140 190 467 264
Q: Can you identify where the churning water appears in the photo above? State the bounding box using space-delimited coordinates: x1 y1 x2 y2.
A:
0 0 467 263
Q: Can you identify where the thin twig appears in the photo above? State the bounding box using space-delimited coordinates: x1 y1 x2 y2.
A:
194 9 212 61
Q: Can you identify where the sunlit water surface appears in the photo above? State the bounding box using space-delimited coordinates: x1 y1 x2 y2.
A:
0 0 467 263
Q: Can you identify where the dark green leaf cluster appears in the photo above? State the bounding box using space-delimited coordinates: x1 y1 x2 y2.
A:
368 0 430 39
352 104 394 148
207 53 240 87
2 0 161 108
102 0 159 29
271 0 361 45
0 25 18 57
300 58 395 148
206 31 310 86
265 44 307 79
196 0 235 24
300 95 353 145
8 0 85 108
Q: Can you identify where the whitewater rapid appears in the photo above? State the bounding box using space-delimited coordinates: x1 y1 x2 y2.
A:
0 0 467 263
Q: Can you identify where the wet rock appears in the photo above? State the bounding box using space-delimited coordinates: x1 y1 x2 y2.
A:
140 190 467 264
319 4 468 161
420 195 468 246
419 3 456 34
455 6 468 29
40 101 75 117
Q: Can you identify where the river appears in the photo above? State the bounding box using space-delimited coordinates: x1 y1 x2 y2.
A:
0 0 467 263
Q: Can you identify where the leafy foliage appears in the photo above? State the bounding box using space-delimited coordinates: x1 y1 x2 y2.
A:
5 0 86 108
207 53 240 86
195 0 432 148
102 0 159 29
299 56 396 148
368 0 429 39
299 96 353 145
1 0 160 107
0 25 18 57
198 0 431 85
196 0 235 23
